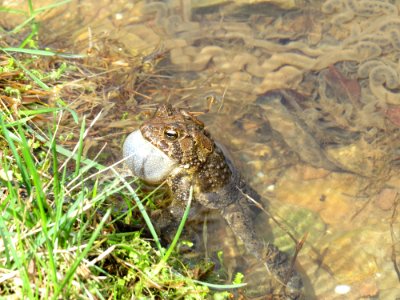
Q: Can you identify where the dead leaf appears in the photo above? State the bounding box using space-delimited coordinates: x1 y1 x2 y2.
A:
325 65 361 109
386 105 400 127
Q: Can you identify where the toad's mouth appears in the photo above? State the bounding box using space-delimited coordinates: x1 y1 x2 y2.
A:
123 130 177 184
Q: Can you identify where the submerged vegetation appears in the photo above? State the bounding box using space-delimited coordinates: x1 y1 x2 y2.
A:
0 1 243 299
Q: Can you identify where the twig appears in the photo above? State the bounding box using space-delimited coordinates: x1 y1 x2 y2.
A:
238 188 298 244
390 193 400 281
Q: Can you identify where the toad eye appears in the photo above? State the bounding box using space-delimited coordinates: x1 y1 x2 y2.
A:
164 128 179 140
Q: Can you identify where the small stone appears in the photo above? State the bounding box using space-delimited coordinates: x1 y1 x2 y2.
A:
334 284 351 295
266 184 275 191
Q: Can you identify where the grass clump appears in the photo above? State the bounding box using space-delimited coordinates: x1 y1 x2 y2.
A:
0 1 245 299
0 52 211 298
0 6 206 300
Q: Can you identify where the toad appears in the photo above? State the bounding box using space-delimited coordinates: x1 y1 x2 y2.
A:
123 104 303 298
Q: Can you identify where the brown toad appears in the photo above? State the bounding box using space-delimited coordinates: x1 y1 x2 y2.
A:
123 104 303 298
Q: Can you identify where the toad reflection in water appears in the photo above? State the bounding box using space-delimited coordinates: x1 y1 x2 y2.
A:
123 104 304 299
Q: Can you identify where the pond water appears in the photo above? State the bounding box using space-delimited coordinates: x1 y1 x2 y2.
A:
3 0 400 298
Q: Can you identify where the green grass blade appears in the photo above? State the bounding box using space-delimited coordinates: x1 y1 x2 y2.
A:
73 116 85 177
0 7 27 14
52 209 112 299
25 124 105 171
55 98 79 123
27 0 35 13
0 207 35 298
1 48 57 56
17 124 46 206
27 0 39 37
192 280 247 289
49 122 63 245
8 0 71 34
0 109 59 130
0 157 35 297
0 113 31 193
113 169 163 254
1 47 86 58
19 28 37 49
0 159 16 266
16 123 58 286
33 0 72 13
19 107 61 116
10 15 37 34
159 186 193 265
10 56 50 90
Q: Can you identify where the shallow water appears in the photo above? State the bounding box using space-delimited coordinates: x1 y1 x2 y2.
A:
3 0 400 298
